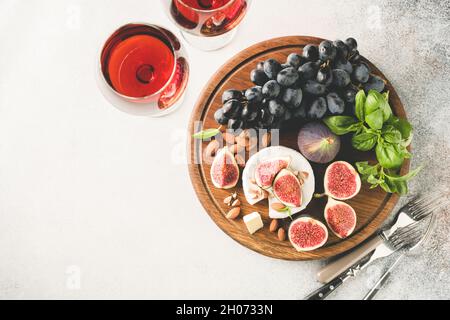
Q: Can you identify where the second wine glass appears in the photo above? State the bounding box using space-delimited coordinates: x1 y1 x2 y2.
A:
161 0 252 51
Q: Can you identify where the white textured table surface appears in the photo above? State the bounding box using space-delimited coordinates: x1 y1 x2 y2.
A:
0 0 449 299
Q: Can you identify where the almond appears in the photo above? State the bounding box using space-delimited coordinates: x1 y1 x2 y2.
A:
203 140 220 164
235 153 245 168
277 228 286 241
271 203 286 211
269 219 279 233
261 132 271 148
226 207 241 220
300 171 309 179
223 195 233 205
229 144 244 154
231 199 241 207
222 132 235 145
246 137 258 151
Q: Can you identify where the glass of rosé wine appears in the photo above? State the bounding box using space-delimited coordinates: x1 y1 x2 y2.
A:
161 0 252 51
97 23 189 116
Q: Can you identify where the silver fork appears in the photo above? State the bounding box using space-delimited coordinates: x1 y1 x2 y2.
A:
305 221 425 300
383 192 448 237
317 191 450 284
363 213 436 300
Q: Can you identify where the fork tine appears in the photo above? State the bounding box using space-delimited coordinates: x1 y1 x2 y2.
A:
388 220 424 246
391 229 423 250
408 192 450 220
413 197 450 220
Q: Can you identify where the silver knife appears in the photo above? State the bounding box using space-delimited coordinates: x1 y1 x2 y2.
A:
305 234 395 300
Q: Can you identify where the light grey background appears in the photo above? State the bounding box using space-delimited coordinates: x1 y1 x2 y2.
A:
0 0 449 299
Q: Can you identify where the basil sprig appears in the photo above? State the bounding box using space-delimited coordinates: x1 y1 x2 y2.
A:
323 90 420 194
355 162 422 195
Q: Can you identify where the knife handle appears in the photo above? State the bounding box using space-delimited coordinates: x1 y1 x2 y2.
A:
317 235 383 284
304 277 344 300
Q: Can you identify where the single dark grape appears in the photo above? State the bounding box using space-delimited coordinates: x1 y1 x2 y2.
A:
298 61 318 81
263 59 282 79
260 108 275 127
316 67 333 86
245 86 263 103
293 97 310 119
246 110 259 122
308 97 327 119
364 75 385 93
349 50 361 63
262 80 281 99
319 40 337 61
331 69 351 87
222 99 242 119
326 92 346 114
333 40 349 59
241 106 250 119
352 63 370 83
345 38 358 51
334 58 353 74
277 67 299 87
214 108 229 125
302 44 319 61
268 100 286 117
228 118 243 130
304 80 327 96
250 69 269 86
343 88 357 103
287 53 303 68
282 88 303 109
222 89 243 104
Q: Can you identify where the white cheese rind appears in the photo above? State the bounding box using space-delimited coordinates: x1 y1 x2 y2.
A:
243 212 263 234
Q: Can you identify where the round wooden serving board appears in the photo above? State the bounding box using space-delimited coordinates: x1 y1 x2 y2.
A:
188 36 409 260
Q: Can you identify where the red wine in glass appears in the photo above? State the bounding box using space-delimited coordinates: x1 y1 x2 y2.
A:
100 24 189 113
169 0 249 37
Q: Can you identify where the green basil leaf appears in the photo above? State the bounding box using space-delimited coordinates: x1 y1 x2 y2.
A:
385 166 422 182
364 90 381 115
394 118 412 140
382 128 402 144
365 109 384 130
376 143 404 169
379 99 392 122
387 116 412 139
354 90 366 121
381 179 397 193
384 176 408 195
192 128 220 140
356 161 379 175
367 174 382 185
352 132 378 151
365 90 392 122
323 116 361 135
379 181 396 193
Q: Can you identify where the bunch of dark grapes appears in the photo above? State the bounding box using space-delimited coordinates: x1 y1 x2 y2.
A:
214 38 386 129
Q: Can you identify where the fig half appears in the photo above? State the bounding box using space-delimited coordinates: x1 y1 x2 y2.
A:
288 217 328 252
323 161 361 200
210 147 239 189
254 156 291 189
324 198 357 238
273 169 302 207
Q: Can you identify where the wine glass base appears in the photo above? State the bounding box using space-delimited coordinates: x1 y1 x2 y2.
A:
180 28 238 51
